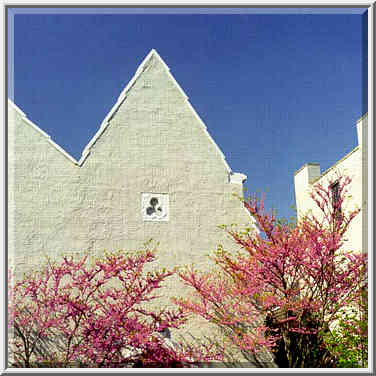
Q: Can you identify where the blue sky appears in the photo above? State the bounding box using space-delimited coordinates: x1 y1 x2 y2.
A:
9 8 368 221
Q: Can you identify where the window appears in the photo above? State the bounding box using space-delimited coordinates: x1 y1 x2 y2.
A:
141 193 169 221
330 181 341 218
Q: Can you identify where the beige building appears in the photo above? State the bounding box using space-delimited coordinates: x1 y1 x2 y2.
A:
8 49 274 364
9 49 254 273
294 113 368 255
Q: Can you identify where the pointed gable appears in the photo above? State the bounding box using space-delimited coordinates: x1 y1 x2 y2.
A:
9 48 253 277
78 49 233 179
9 51 258 361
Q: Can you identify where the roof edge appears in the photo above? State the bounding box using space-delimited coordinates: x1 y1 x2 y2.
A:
294 162 321 176
8 99 79 165
79 49 233 174
356 112 368 123
79 49 187 163
309 145 360 185
9 50 237 176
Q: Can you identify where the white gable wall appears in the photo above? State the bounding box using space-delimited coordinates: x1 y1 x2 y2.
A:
9 103 81 270
8 51 257 353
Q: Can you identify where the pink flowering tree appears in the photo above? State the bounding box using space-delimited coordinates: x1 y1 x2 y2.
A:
8 247 221 368
174 176 367 367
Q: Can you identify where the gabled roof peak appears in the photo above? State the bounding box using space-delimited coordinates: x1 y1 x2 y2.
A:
135 48 169 75
10 50 236 176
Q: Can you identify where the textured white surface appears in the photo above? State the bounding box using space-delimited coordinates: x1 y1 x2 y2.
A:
8 50 258 351
230 172 247 184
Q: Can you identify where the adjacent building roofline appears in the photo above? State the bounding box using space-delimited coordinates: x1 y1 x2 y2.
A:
294 162 320 176
295 112 366 182
309 145 360 185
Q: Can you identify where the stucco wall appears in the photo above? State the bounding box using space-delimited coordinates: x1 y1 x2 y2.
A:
294 114 368 255
8 50 258 354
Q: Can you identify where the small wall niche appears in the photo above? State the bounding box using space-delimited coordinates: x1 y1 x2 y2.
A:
141 193 169 221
